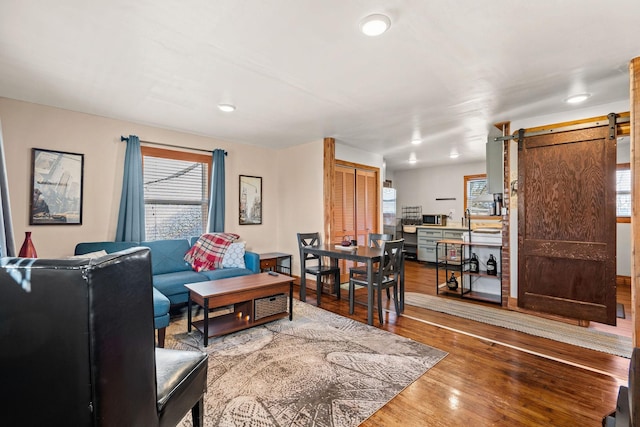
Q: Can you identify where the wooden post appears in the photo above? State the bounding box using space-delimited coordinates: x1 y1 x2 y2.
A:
631 57 640 347
323 137 335 246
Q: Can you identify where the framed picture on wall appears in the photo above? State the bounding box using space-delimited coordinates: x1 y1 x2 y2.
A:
239 175 262 225
30 148 84 225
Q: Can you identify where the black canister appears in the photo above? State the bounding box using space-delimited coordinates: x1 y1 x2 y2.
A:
446 273 458 290
487 254 497 276
469 253 479 273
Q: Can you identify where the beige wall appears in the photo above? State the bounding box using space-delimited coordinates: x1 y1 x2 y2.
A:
0 97 290 257
275 140 325 276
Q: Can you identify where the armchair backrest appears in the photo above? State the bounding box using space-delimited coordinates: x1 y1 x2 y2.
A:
0 248 159 427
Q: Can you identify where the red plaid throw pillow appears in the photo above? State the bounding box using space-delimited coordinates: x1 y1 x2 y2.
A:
184 233 240 271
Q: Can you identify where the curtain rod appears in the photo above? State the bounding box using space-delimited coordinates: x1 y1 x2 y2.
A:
120 136 227 155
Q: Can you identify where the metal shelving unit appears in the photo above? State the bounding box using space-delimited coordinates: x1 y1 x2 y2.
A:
435 216 502 304
400 206 421 259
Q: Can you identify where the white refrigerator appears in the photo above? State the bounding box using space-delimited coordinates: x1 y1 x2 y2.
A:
382 187 397 238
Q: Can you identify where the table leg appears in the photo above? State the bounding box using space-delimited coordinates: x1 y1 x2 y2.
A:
300 252 307 302
399 252 405 312
187 292 192 332
367 259 374 326
289 281 293 321
203 297 209 347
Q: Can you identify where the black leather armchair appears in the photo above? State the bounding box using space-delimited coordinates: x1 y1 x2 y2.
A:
0 247 207 426
603 347 639 427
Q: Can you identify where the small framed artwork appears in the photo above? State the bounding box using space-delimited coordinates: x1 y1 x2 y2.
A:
239 175 262 225
30 148 84 225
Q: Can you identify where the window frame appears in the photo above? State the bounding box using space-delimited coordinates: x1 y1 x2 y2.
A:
617 162 631 223
463 174 495 220
140 146 212 239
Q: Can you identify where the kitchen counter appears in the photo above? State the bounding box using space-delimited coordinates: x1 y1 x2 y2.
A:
415 224 468 230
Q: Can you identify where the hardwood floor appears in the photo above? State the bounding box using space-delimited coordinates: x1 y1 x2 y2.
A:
295 259 630 426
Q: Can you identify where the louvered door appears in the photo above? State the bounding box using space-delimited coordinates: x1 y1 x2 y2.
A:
332 164 379 283
333 165 356 244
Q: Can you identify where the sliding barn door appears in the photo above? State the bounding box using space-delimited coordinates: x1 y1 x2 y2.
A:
518 124 617 325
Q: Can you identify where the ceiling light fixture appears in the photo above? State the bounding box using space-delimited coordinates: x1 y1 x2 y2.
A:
564 93 591 104
217 103 236 112
449 152 459 159
411 138 422 145
359 14 391 36
408 153 417 164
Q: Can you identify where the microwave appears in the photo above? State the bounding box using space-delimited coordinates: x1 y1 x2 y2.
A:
423 214 447 226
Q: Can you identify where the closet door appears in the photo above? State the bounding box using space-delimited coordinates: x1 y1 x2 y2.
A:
333 165 356 245
332 164 379 283
355 169 378 245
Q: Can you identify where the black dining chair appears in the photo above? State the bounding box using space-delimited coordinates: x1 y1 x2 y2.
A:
349 239 404 324
348 233 393 302
297 232 341 306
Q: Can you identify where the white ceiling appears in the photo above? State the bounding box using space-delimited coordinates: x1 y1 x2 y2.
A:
1 0 638 171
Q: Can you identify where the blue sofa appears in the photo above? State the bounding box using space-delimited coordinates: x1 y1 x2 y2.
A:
74 237 260 346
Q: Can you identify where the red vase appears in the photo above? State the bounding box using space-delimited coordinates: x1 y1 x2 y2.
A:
18 231 37 258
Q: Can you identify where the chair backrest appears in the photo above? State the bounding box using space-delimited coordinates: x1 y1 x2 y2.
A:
0 248 158 426
368 233 392 248
297 232 322 261
379 239 404 278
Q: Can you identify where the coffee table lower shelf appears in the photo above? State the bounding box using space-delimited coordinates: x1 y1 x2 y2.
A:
190 310 290 338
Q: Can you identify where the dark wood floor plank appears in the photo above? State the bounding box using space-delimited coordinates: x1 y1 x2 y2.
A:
294 259 629 426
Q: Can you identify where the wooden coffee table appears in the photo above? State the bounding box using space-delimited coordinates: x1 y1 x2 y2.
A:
185 272 294 346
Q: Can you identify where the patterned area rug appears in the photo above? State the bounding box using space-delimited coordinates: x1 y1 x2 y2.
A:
404 292 632 358
168 299 446 427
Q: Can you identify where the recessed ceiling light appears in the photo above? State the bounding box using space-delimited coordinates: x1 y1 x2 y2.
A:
408 158 417 164
564 93 591 104
217 103 236 112
359 14 391 36
408 153 417 164
449 152 459 159
411 139 422 145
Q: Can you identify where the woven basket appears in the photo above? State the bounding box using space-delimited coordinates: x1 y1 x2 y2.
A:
254 293 287 320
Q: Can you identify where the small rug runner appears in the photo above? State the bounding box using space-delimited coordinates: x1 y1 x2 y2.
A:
404 292 632 358
168 299 446 427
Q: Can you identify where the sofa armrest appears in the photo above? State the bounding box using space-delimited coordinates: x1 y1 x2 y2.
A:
244 251 260 274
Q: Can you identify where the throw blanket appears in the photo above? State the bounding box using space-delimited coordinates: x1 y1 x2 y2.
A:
184 233 240 271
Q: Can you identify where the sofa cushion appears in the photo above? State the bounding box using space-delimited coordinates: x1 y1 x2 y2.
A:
75 241 139 255
70 250 108 259
222 241 246 269
198 267 254 281
152 271 209 304
141 239 192 275
184 233 239 272
153 287 170 329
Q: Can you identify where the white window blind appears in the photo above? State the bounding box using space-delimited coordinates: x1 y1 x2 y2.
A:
142 150 210 240
616 167 631 217
466 177 491 215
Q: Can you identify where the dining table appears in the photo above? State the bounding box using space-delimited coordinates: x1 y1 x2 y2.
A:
299 243 404 326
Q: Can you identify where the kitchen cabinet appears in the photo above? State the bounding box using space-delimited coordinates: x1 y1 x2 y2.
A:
416 226 466 263
436 239 502 304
